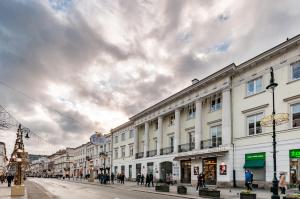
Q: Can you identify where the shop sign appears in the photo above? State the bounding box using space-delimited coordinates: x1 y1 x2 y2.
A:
290 149 300 158
245 152 265 161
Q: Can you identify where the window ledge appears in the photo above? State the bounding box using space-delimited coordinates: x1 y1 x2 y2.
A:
286 78 300 85
244 90 266 99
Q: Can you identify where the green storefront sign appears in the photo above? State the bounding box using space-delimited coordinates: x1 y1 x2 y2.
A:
245 152 266 161
290 149 300 158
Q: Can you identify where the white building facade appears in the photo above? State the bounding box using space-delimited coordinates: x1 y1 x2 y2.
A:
111 121 135 180
0 142 7 176
110 34 300 187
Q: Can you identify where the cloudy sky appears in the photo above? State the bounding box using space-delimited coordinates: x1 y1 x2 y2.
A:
1 0 300 154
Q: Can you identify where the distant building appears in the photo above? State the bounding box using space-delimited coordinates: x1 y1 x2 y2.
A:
0 142 8 175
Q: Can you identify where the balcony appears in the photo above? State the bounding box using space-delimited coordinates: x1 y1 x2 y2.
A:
200 137 222 149
160 146 174 155
146 150 157 157
178 142 195 153
135 152 144 159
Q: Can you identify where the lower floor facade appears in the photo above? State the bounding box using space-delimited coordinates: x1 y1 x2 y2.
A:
111 137 300 188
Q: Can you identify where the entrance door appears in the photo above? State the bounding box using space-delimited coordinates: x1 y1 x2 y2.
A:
129 165 132 180
181 160 191 183
136 163 141 178
203 158 217 185
160 161 172 183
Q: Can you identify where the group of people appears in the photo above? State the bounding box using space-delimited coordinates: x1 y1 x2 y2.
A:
0 173 14 187
116 173 125 184
245 170 288 194
97 173 110 184
136 173 154 187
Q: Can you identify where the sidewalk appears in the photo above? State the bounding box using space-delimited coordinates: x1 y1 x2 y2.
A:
0 183 27 199
61 178 298 199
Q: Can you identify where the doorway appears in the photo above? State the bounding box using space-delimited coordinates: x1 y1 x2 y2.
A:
180 160 191 183
160 161 172 182
203 158 217 185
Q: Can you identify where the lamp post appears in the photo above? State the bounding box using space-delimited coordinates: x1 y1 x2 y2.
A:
265 67 279 199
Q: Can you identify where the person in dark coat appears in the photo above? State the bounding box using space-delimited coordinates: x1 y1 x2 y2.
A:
111 173 115 184
140 174 145 186
7 174 14 187
149 173 154 187
136 173 141 185
145 174 150 187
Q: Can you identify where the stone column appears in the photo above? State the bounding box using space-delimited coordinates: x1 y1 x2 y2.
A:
157 116 163 156
195 99 202 150
221 88 232 146
134 127 139 158
144 122 149 158
174 109 180 153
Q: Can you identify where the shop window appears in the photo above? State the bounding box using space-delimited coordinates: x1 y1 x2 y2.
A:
247 77 263 96
247 113 263 135
187 103 196 120
211 94 222 111
291 61 300 80
292 103 300 127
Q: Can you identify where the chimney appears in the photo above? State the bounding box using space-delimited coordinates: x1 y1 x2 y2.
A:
192 78 199 85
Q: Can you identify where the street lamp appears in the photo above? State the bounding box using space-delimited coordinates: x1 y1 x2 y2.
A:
261 67 289 199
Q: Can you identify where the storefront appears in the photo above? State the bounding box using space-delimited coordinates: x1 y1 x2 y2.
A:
181 160 191 183
290 149 300 184
243 152 266 181
147 162 154 174
203 158 217 185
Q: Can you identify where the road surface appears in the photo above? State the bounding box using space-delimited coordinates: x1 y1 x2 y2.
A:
26 178 183 199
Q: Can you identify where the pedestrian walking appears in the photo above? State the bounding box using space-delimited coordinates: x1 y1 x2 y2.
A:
136 173 141 185
140 174 145 186
245 170 252 191
7 174 14 187
120 173 125 184
146 174 150 187
149 173 154 187
279 172 287 194
111 173 115 184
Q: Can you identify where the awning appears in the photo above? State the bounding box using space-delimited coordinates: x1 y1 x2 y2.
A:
244 160 265 168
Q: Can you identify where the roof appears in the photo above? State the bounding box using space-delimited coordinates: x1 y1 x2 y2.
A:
237 34 300 71
110 120 133 133
129 63 236 120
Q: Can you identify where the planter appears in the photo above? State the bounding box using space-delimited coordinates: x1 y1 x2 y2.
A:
177 186 187 194
199 188 220 198
155 185 169 192
240 193 256 199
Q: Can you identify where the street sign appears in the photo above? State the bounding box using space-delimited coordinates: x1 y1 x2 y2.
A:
90 132 107 145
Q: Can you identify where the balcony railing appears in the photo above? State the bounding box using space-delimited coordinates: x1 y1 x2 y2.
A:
160 146 174 155
178 142 195 153
147 150 157 157
135 152 144 159
200 137 222 149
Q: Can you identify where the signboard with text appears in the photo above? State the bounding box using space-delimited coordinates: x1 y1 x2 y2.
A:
245 152 266 161
290 149 300 158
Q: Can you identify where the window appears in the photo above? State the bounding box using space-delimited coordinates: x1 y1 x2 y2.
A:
129 130 134 138
189 131 195 144
121 133 126 141
211 94 222 111
154 121 158 131
187 103 196 120
108 143 111 152
247 113 263 135
121 146 125 158
169 136 174 148
291 61 300 80
114 148 118 159
210 126 222 147
114 136 118 144
129 145 134 157
292 103 300 127
247 77 263 96
103 144 106 152
169 114 175 126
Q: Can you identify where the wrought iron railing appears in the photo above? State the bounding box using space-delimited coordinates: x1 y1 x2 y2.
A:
160 146 174 155
200 137 222 149
135 152 144 159
147 150 157 157
178 142 195 153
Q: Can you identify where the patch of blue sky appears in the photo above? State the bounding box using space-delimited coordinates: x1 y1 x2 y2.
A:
49 0 73 12
214 40 231 52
